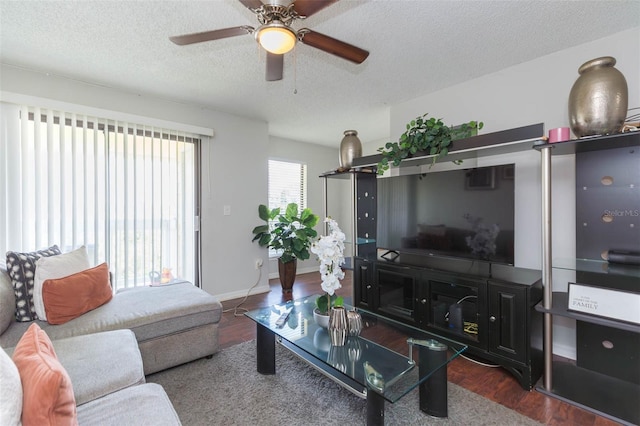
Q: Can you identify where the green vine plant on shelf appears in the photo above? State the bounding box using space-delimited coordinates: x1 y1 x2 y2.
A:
377 113 484 175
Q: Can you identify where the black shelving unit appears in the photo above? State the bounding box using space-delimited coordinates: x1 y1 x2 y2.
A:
535 131 640 426
319 167 378 270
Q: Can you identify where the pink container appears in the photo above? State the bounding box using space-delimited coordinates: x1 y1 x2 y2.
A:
548 127 570 143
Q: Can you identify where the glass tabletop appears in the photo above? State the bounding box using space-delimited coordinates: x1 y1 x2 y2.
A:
245 294 467 403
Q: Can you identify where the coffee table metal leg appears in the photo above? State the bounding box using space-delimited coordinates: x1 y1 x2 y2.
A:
366 390 385 426
256 323 275 375
418 343 448 417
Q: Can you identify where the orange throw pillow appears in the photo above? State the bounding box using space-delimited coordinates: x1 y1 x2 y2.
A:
42 263 113 325
12 323 78 426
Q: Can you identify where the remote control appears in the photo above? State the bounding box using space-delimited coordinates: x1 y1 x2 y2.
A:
275 310 291 328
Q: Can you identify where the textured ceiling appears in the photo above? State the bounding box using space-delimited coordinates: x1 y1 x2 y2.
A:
1 0 638 146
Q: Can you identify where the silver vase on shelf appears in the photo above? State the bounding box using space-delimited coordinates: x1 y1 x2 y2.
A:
339 130 362 169
568 56 628 138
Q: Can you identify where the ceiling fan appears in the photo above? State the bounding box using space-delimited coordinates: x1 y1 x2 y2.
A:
169 0 369 81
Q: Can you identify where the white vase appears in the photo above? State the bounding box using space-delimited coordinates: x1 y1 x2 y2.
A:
313 308 330 328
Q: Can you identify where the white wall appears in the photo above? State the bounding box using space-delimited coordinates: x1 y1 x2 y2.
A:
268 135 342 277
387 27 640 358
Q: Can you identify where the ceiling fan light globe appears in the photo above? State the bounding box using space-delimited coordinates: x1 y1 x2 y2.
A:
257 24 296 54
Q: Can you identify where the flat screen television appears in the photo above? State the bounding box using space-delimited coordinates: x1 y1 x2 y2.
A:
376 164 515 265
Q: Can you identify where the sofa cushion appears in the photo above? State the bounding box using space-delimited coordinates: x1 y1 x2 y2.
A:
76 383 181 426
34 246 90 321
53 330 145 406
12 323 78 426
0 347 22 426
6 245 61 321
42 263 112 325
0 267 15 335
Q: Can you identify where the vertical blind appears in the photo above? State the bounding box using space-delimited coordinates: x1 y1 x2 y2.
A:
0 104 199 290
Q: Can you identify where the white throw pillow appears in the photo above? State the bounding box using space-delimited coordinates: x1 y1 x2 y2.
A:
34 246 90 321
0 348 22 426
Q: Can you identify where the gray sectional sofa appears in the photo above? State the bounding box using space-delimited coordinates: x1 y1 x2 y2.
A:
0 266 223 424
3 328 182 425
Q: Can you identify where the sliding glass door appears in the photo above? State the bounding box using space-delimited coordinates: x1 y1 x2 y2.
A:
0 103 200 290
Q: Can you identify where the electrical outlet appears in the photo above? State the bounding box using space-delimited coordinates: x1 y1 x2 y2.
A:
255 259 263 269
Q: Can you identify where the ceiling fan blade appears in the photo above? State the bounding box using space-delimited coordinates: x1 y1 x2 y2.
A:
299 29 369 64
238 0 264 11
266 52 284 81
293 0 338 18
169 26 253 46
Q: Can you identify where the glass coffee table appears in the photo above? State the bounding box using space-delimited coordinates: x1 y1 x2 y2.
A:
245 295 466 425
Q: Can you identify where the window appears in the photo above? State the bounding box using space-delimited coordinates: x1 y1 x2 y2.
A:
267 159 307 257
0 104 200 291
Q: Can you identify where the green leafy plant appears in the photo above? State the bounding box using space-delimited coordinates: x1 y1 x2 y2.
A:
377 113 483 175
315 293 344 315
251 203 319 264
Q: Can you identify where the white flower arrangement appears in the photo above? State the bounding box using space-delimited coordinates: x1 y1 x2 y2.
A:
310 218 346 313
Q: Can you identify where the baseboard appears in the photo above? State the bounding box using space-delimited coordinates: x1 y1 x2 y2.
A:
268 266 319 280
216 284 271 302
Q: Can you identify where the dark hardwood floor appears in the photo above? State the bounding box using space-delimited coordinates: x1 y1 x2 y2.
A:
217 270 618 426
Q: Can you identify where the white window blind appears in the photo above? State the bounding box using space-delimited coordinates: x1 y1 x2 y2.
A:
267 159 307 257
268 159 307 212
0 104 200 290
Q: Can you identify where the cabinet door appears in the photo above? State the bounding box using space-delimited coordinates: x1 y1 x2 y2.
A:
354 258 375 310
488 281 526 363
375 263 418 324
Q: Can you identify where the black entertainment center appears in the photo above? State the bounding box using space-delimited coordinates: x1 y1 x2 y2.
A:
321 123 546 390
354 246 543 390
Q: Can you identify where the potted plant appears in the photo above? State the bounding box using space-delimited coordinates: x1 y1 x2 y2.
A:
310 218 346 327
251 203 319 293
377 113 483 174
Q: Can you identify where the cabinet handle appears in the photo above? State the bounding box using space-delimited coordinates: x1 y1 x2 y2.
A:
489 315 496 322
366 285 371 289
421 299 427 305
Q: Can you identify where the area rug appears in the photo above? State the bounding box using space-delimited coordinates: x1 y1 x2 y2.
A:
147 340 542 425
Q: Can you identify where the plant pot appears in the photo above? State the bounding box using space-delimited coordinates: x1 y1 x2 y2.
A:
313 308 330 328
277 258 297 293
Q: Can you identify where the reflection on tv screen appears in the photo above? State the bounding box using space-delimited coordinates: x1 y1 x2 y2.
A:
377 164 515 265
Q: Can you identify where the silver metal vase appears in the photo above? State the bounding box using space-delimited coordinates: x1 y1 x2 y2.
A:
568 56 628 138
339 130 362 169
328 306 348 346
347 309 362 336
